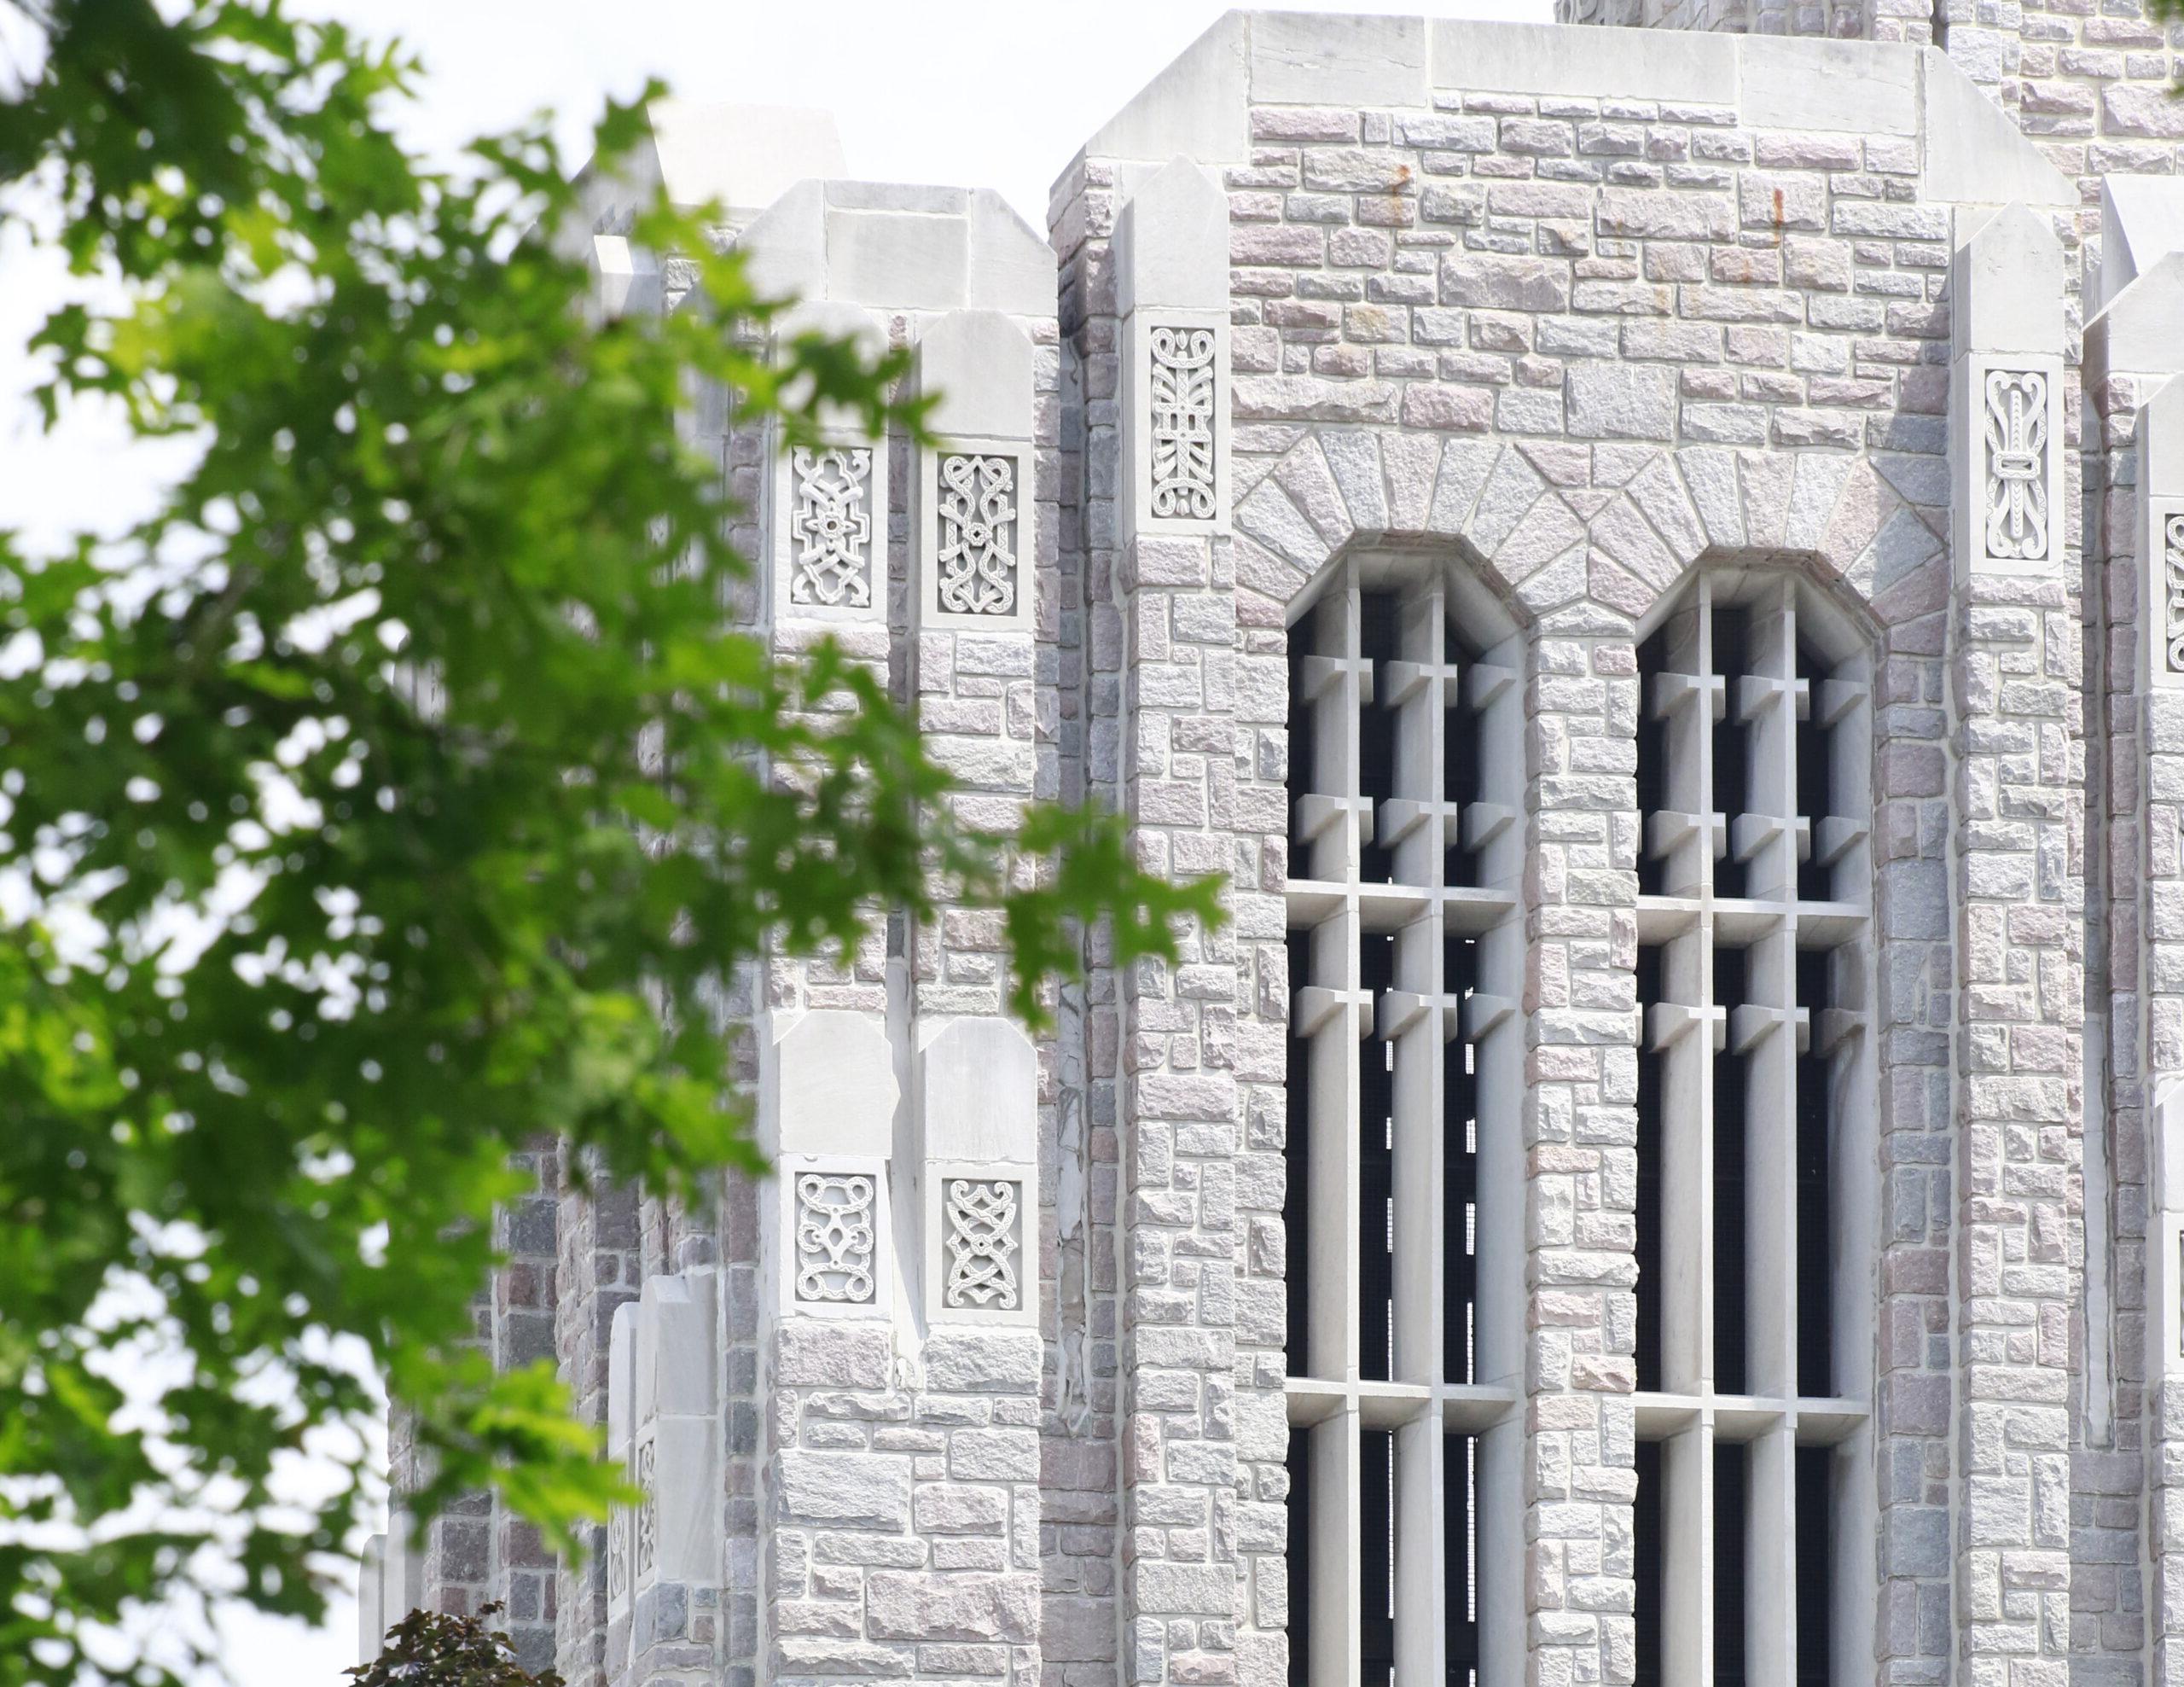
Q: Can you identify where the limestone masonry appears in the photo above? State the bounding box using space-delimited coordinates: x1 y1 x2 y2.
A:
357 9 2184 1685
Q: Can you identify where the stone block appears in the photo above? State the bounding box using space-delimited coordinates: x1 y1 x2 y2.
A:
779 1449 913 1529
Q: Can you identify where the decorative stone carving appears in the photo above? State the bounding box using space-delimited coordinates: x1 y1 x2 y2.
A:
793 1171 877 1304
607 1496 630 1608
631 1435 657 1582
2165 513 2184 677
1982 369 2051 563
935 453 1019 615
944 1178 1021 1312
1148 326 1218 521
788 445 874 608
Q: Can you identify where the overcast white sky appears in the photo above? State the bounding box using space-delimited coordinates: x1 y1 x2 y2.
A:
0 1 1548 1679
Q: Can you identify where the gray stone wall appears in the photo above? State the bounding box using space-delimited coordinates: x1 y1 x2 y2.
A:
364 15 2184 1687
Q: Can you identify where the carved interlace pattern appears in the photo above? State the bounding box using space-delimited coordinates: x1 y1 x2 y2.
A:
935 454 1018 615
2165 514 2184 676
607 1501 630 1606
632 1437 657 1581
794 1172 877 1303
1983 369 2049 562
1148 326 1217 521
790 445 874 607
944 1178 1019 1311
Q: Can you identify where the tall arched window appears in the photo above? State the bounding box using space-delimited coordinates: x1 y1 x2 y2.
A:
1282 555 1524 1687
1629 570 1877 1686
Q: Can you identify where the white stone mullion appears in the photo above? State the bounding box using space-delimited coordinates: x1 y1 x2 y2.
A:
1523 620 1639 1687
2136 375 2184 1684
1387 583 1448 1684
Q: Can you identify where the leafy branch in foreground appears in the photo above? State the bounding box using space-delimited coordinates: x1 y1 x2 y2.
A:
0 3 1225 1684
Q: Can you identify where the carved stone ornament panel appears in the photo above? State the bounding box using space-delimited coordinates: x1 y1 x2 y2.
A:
935 453 1019 616
1983 369 2051 565
793 1172 877 1304
788 445 875 608
631 1435 658 1583
1148 326 1218 522
2165 511 2184 678
607 1502 630 1609
944 1178 1022 1312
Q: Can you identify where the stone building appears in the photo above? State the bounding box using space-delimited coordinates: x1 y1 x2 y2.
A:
355 7 2184 1684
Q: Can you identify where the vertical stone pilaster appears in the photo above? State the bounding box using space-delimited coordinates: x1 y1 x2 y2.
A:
491 1143 563 1672
2135 370 2184 1684
1525 614 1641 1687
1947 203 2082 1685
1110 160 1245 1687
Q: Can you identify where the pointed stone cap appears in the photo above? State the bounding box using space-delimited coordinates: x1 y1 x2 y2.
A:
1951 202 2067 358
918 308 1036 440
2089 251 2184 385
2097 177 2184 317
1116 156 1230 317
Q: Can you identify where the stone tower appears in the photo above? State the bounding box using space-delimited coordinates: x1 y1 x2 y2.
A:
357 11 2184 1687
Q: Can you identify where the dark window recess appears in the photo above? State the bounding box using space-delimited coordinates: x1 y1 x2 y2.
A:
1794 1446 1834 1686
1358 590 1401 886
1361 1429 1396 1687
1446 935 1480 1384
1287 1426 1312 1687
1445 1433 1479 1687
1635 627 1670 899
1795 948 1833 1398
1359 931 1397 1381
1285 929 1313 1375
1444 635 1484 889
1794 637 1834 903
1634 945 1664 1395
1712 946 1748 1397
1633 1440 1665 1687
1288 625 1319 860
1711 606 1750 901
1715 1441 1747 1687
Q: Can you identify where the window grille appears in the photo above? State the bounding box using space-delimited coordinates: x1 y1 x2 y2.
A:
1283 557 1523 1687
1629 572 1875 1686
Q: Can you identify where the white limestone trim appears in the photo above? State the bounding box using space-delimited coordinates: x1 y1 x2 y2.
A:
773 1153 894 1321
355 1516 421 1665
916 435 1035 632
769 1006 897 1158
922 1158 1037 1327
1950 352 2066 580
605 1300 636 1626
2146 375 2184 691
1630 570 1877 1686
2152 1079 2184 1392
1124 311 1231 538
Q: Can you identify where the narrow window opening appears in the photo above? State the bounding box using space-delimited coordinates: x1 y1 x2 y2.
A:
1711 606 1750 901
1635 944 1665 1394
1360 929 1397 1382
1793 1446 1833 1685
1361 1429 1396 1687
1795 947 1833 1399
1712 946 1749 1397
1635 627 1670 899
1285 924 1313 1374
1713 1442 1747 1686
1445 1432 1479 1687
1358 591 1401 886
1287 1428 1313 1687
1633 1439 1665 1687
1793 638 1833 903
1446 935 1480 1384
